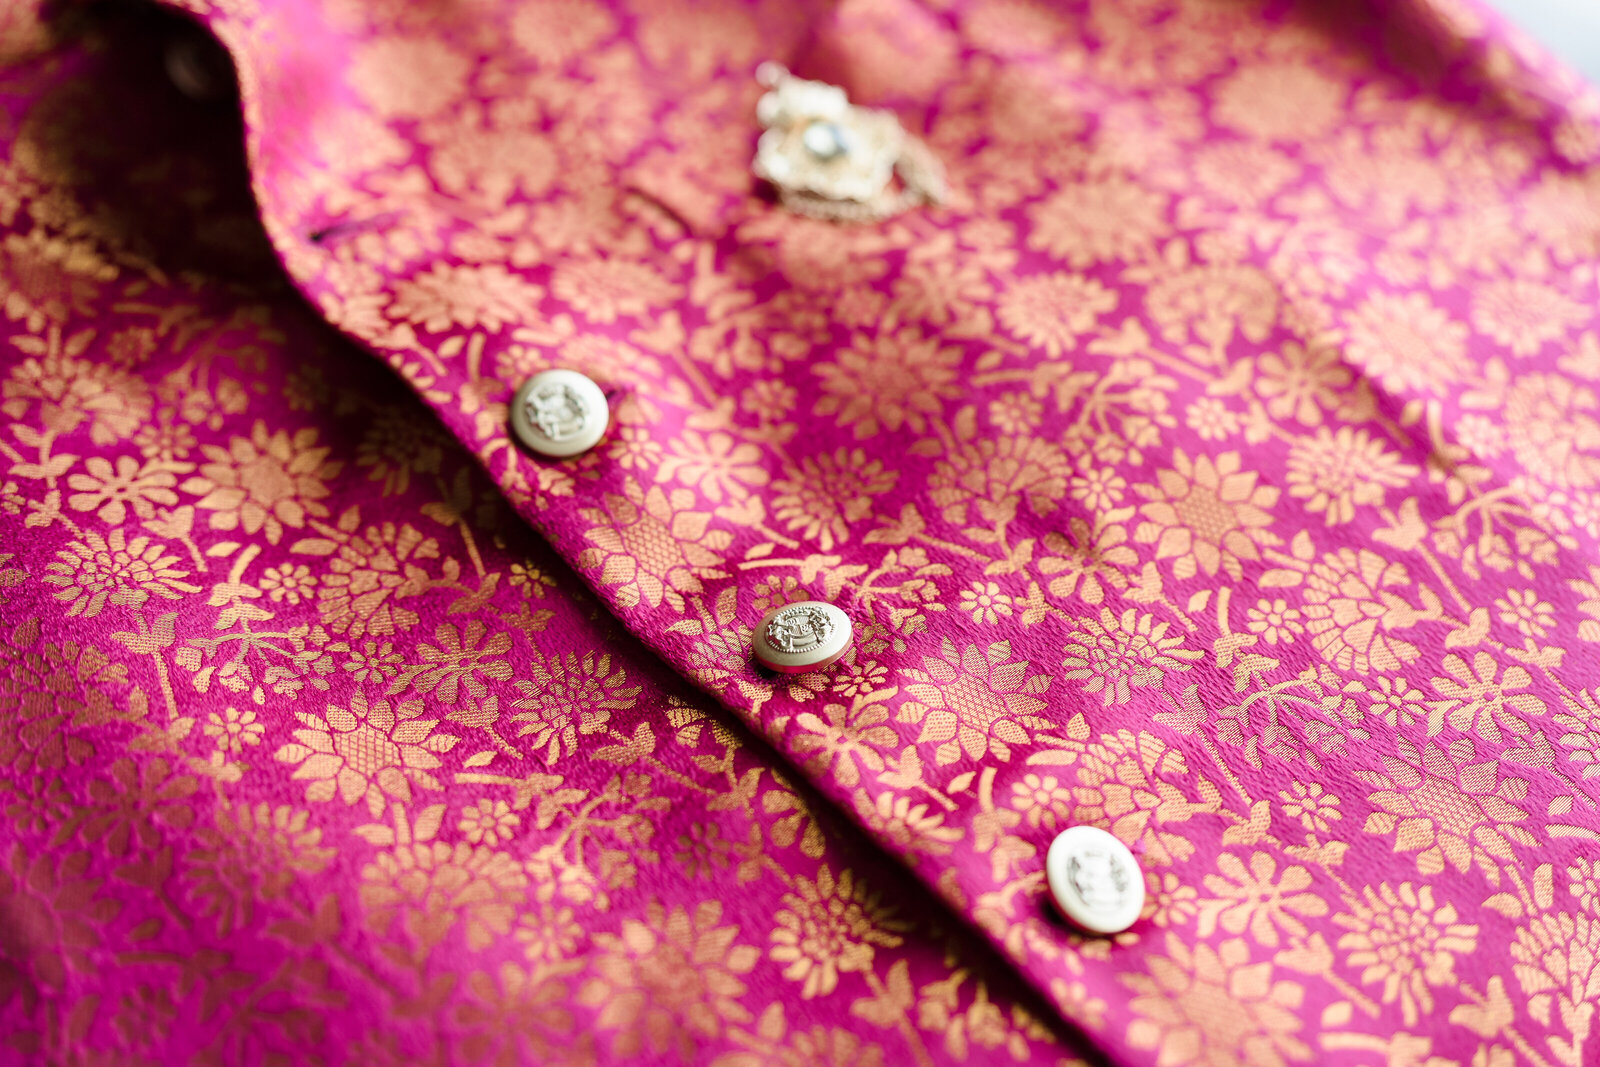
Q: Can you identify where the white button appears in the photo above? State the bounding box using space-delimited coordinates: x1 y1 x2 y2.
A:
1045 825 1144 935
752 601 851 674
510 370 609 458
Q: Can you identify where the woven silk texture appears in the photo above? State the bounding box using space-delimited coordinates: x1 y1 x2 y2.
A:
2 0 1600 1064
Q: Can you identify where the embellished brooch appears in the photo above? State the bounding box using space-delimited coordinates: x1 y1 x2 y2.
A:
752 62 946 223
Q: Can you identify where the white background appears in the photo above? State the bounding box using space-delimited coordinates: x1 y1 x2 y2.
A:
1497 0 1600 84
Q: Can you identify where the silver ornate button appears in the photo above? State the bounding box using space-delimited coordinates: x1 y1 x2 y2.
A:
1045 825 1144 935
752 601 851 674
752 63 946 224
510 369 608 458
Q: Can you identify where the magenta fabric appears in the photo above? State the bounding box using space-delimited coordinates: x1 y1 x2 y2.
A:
5 0 1600 1064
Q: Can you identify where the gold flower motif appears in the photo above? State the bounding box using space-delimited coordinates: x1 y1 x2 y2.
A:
203 706 264 758
1344 292 1471 396
550 258 677 323
1143 263 1280 352
851 788 964 856
1300 549 1424 673
515 901 586 970
958 580 1014 624
182 420 340 544
273 691 456 817
1008 773 1074 832
1569 859 1600 915
399 620 513 705
1334 883 1480 1026
356 406 442 496
1285 427 1418 524
1212 62 1346 140
1509 911 1600 1042
1192 141 1299 206
606 423 663 471
1071 729 1208 866
1494 589 1555 640
1253 339 1352 426
1068 458 1128 511
1471 278 1588 358
0 230 116 330
1277 781 1342 835
1196 852 1329 948
578 899 759 1059
1134 450 1280 580
388 264 544 332
1123 935 1309 1067
349 36 470 118
1357 736 1537 884
559 334 662 381
742 379 797 425
1357 676 1429 730
1503 373 1600 491
929 434 1071 527
453 962 588 1066
510 0 618 65
769 865 905 998
577 478 731 611
1060 607 1202 705
1521 170 1600 266
510 650 641 764
360 837 527 953
259 563 316 605
312 521 440 637
1430 651 1545 744
1186 397 1239 441
1556 692 1600 780
182 803 334 937
0 844 116 991
658 430 770 505
897 638 1052 764
995 272 1117 356
133 419 197 462
771 448 897 550
891 257 994 328
42 530 199 618
812 327 962 438
458 799 521 848
988 392 1042 434
764 1024 887 1067
1244 598 1304 645
65 456 179 526
0 619 126 774
2 347 150 444
791 699 899 788
831 657 889 699
1027 174 1170 267
1144 871 1201 928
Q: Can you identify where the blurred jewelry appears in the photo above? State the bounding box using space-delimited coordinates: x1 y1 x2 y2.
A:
752 62 946 223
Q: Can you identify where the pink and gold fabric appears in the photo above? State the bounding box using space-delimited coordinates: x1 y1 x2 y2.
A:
4 0 1600 1064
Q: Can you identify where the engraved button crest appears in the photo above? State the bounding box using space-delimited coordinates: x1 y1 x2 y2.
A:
1045 825 1145 935
752 600 851 674
510 369 608 458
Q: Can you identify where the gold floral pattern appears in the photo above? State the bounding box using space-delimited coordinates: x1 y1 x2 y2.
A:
897 638 1051 764
274 691 456 816
182 421 341 544
4 0 1600 1063
1334 882 1479 1026
768 865 905 998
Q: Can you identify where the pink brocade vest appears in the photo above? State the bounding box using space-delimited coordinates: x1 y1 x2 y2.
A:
1 0 1599 1063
